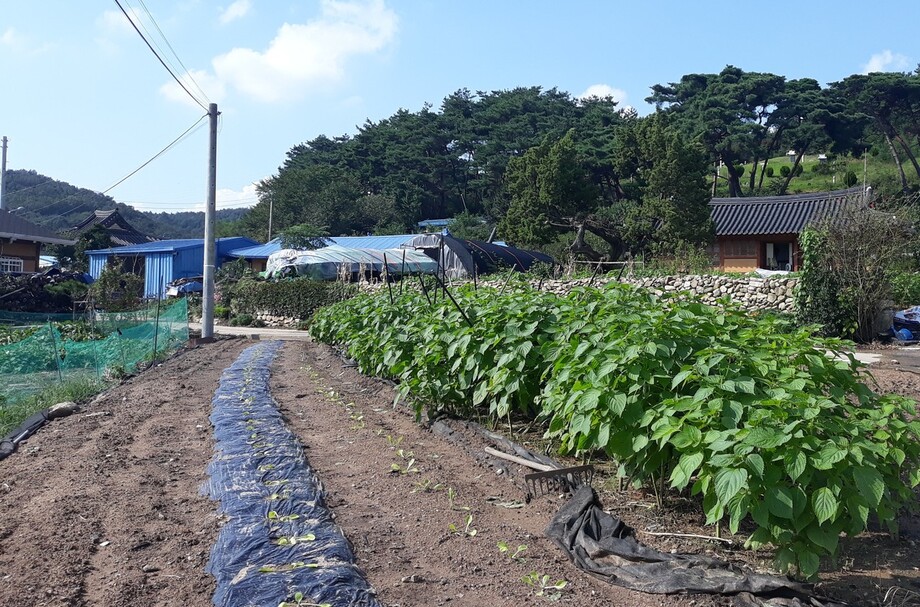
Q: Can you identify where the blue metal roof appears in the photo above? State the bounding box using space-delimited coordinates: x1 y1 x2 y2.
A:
329 234 418 249
227 238 283 259
86 237 258 256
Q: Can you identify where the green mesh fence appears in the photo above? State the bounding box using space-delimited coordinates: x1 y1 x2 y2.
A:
0 298 189 406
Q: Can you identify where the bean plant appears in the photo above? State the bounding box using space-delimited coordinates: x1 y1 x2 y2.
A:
310 283 920 578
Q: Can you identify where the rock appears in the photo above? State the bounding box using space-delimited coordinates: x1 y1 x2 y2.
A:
142 564 160 573
46 402 80 420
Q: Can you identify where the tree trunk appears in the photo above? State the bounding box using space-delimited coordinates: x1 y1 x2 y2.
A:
724 161 744 197
748 154 758 194
758 128 784 192
883 131 909 191
894 132 920 180
779 151 805 195
567 223 605 261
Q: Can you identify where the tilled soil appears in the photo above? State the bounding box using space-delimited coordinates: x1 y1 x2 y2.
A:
1 337 918 606
0 338 247 607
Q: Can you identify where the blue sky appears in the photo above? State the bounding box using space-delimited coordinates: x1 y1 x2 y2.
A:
1 1 917 217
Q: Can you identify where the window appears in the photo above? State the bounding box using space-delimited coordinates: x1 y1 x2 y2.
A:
0 256 24 273
723 240 756 257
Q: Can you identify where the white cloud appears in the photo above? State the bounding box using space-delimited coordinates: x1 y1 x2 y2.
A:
176 0 397 105
862 50 911 74
578 84 629 105
96 8 137 35
1 27 51 55
219 0 252 25
217 182 261 209
160 68 227 108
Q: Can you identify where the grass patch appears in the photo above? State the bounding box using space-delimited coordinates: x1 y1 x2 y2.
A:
0 377 106 438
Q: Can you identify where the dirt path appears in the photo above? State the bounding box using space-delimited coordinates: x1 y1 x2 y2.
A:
0 338 247 607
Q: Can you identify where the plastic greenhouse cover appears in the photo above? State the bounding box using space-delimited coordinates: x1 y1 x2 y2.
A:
265 245 438 279
206 341 380 607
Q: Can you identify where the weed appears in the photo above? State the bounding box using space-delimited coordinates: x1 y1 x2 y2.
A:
447 487 470 511
390 458 419 474
413 479 445 493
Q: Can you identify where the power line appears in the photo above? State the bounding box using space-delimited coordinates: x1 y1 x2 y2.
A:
19 114 208 216
100 114 207 195
133 0 210 105
114 0 208 111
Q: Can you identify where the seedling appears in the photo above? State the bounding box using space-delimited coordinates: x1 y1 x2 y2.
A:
447 487 470 511
385 434 404 449
266 511 300 523
273 534 317 546
390 458 419 474
448 513 478 537
395 448 414 460
497 541 528 560
277 591 331 607
264 479 288 487
522 572 567 600
412 479 445 493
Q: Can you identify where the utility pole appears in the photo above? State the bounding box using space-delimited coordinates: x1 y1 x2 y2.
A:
1 136 8 211
201 104 218 340
267 192 273 242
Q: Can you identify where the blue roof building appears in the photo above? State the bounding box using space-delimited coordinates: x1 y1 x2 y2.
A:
86 237 258 299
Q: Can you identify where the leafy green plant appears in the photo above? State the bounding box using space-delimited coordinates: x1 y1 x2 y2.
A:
311 283 920 578
521 571 567 599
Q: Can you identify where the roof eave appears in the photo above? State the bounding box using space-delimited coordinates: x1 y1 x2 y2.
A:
0 232 75 246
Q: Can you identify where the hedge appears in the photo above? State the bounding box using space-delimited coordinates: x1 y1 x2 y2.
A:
231 278 356 320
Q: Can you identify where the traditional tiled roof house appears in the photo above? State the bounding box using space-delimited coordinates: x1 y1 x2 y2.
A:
708 186 865 272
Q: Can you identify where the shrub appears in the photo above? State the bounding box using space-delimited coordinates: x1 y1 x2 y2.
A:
231 278 356 321
214 305 231 320
793 164 803 176
889 271 920 308
844 170 858 187
780 165 791 178
229 314 254 326
766 166 774 178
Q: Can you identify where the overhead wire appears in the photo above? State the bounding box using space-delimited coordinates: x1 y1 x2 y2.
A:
113 0 208 111
134 0 210 105
18 114 208 218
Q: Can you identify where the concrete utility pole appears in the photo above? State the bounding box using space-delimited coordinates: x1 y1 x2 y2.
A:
201 104 218 340
1 136 8 211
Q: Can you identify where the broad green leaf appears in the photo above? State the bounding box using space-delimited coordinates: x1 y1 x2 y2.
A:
745 454 765 478
852 467 884 507
784 451 806 481
669 451 704 490
767 487 794 519
811 487 838 525
714 467 748 503
671 369 692 389
806 524 839 555
671 426 702 449
797 549 820 578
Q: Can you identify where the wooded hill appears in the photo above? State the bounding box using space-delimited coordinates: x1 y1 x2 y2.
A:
232 67 920 260
3 169 249 239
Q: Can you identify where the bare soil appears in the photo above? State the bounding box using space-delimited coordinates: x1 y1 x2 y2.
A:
0 337 918 606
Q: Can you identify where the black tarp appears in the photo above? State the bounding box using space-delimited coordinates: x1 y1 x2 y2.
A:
206 341 380 607
546 487 849 607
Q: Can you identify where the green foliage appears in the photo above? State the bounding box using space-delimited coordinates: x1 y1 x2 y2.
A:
231 278 356 321
447 212 493 241
844 170 858 187
89 263 144 312
780 165 791 178
889 271 920 307
0 376 105 438
795 228 851 337
278 223 330 250
312 285 920 578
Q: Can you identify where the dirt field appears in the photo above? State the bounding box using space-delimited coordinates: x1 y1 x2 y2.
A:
0 338 918 606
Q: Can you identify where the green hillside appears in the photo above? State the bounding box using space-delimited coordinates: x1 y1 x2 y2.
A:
2 169 250 239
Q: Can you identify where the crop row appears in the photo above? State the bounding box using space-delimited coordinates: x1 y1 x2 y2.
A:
310 283 920 578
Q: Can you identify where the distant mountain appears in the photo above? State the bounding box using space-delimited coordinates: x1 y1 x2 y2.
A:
1 169 251 239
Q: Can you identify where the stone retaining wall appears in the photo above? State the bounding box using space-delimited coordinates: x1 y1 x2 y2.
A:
255 274 798 327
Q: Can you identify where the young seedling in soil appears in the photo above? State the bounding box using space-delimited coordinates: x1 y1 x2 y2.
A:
447 486 470 511
497 541 527 560
412 479 445 494
521 571 567 600
390 458 419 474
448 513 478 537
266 511 299 523
278 591 331 607
385 434 404 449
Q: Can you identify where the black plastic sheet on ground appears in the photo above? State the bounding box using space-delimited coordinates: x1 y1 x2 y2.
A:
546 487 848 607
206 341 380 607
